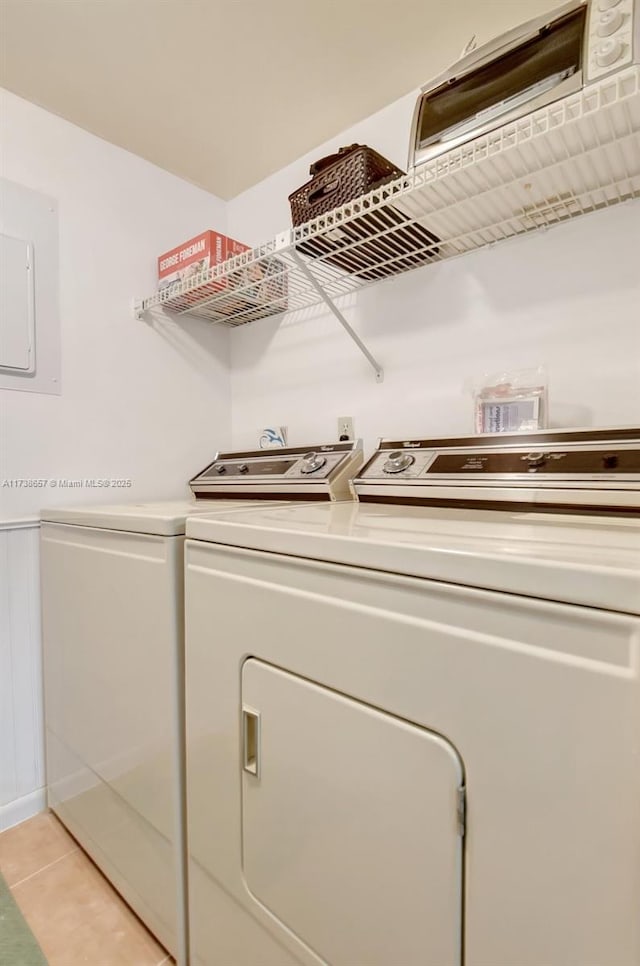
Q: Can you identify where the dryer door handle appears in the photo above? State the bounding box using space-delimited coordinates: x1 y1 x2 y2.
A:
242 708 261 778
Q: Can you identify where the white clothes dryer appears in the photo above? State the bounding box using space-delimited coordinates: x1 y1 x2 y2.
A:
41 500 216 964
184 427 640 966
40 441 362 965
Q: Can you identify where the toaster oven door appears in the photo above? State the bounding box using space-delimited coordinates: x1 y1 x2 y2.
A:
412 5 587 168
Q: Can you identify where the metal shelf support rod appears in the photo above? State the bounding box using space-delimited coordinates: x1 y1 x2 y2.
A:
290 251 384 383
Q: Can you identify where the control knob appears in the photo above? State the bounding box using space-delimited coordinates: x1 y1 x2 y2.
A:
215 465 226 475
595 37 623 67
521 451 548 468
300 452 327 474
383 451 416 474
597 8 624 36
238 463 249 475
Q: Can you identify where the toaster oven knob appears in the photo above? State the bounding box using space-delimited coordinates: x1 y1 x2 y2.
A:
597 9 624 35
238 463 249 474
597 0 621 9
300 452 327 474
595 37 623 67
383 451 415 474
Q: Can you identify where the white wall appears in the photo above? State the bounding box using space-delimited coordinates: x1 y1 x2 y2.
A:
0 522 43 831
227 93 640 450
0 90 232 826
0 89 231 520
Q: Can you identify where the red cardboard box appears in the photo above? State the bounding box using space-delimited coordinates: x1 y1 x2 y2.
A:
158 230 249 291
157 229 288 322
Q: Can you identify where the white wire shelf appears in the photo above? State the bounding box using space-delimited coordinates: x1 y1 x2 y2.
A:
134 66 640 376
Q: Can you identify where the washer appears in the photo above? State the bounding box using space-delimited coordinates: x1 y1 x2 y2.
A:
40 441 361 965
184 427 640 966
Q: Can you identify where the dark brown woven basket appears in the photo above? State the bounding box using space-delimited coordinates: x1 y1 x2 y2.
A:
289 144 402 225
289 143 440 280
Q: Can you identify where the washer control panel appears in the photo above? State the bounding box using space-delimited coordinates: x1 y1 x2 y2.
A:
365 448 436 480
200 450 344 481
190 440 363 501
354 428 640 512
426 449 640 474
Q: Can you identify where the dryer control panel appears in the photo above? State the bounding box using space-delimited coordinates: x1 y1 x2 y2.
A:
355 427 640 514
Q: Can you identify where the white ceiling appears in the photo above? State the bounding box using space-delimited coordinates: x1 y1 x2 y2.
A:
0 0 557 199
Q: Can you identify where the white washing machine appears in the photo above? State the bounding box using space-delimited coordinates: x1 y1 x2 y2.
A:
184 427 640 966
40 441 361 965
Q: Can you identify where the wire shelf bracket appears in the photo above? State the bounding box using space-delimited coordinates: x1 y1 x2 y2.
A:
289 250 384 382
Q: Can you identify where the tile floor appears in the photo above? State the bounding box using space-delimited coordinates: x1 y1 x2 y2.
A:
0 811 173 965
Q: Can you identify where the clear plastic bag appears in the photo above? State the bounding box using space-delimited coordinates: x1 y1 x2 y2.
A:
473 367 548 434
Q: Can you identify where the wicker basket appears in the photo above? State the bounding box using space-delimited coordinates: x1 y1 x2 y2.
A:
289 144 440 280
289 144 402 225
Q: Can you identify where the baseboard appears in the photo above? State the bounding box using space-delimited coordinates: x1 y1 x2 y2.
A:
0 788 47 832
0 518 40 531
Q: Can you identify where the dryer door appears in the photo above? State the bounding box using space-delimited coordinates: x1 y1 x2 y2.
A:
241 659 464 966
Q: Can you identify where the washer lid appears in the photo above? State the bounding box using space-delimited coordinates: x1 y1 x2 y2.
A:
186 502 640 615
41 499 250 536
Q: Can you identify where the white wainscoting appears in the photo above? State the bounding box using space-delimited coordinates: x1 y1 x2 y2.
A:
0 520 46 830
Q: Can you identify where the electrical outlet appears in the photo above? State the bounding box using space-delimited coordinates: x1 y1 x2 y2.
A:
337 416 354 442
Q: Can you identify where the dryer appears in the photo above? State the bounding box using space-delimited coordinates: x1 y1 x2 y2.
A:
184 427 640 966
40 441 362 965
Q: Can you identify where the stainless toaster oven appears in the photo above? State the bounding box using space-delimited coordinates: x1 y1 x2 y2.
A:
409 0 639 169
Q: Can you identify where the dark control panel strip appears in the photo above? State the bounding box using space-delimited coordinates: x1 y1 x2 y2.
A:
358 494 640 517
216 442 354 460
194 492 327 502
428 451 640 474
377 428 640 450
206 459 296 478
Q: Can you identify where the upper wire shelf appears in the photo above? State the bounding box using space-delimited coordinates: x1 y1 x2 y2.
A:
134 66 640 332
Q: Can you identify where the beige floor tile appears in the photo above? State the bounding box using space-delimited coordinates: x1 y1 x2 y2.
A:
0 811 78 887
12 849 167 965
